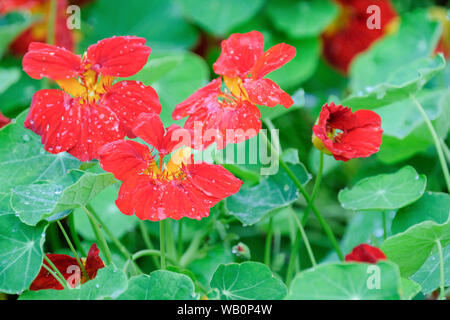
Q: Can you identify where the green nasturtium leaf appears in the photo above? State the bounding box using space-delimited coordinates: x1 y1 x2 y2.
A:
226 149 310 225
118 271 198 300
349 9 442 94
73 185 139 241
10 169 116 226
0 12 35 58
410 244 450 295
338 166 426 211
287 262 402 300
127 51 210 127
267 0 338 38
391 192 450 235
19 264 127 300
381 219 450 277
175 0 265 36
81 0 198 52
400 278 422 300
0 214 47 294
0 111 81 215
344 54 446 110
210 262 287 300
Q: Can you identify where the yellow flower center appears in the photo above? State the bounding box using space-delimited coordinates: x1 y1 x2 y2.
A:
144 147 192 182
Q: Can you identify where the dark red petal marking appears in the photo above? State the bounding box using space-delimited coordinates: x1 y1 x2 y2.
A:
213 31 264 78
98 140 153 181
86 36 151 77
251 43 296 79
243 78 293 108
22 42 82 80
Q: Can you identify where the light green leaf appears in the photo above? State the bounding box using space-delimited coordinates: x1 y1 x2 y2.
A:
210 262 287 300
175 0 265 36
410 244 450 295
400 278 421 300
118 271 198 300
349 9 442 94
19 264 127 300
338 166 426 211
226 149 310 225
381 219 450 277
81 0 198 51
392 192 450 235
0 67 20 95
267 0 338 38
0 214 47 294
10 169 116 226
287 261 402 300
0 111 81 215
344 54 446 110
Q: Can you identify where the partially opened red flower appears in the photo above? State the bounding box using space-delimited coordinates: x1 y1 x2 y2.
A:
3 0 74 55
312 102 383 161
30 244 105 290
213 31 296 108
322 0 398 73
173 78 262 150
98 113 242 221
431 6 450 59
345 244 386 263
22 36 161 161
0 111 11 129
173 31 295 150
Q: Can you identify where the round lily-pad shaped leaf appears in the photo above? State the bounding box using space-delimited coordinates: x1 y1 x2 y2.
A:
210 262 287 300
338 166 426 211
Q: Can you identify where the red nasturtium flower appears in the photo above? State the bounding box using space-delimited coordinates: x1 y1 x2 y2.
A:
1 0 74 55
22 36 161 161
345 244 387 263
322 0 398 73
98 113 242 221
312 102 383 161
431 6 450 59
173 31 296 150
0 112 11 129
30 244 105 290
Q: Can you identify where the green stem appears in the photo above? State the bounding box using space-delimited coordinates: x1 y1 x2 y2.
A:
261 130 344 261
291 211 316 267
138 221 159 268
302 152 324 225
382 211 388 240
46 0 57 45
436 239 445 300
42 263 68 289
264 217 274 266
56 220 89 281
166 220 177 260
44 255 68 289
68 213 86 257
177 220 183 261
160 220 167 270
179 231 205 267
131 249 176 264
410 94 450 192
82 206 113 265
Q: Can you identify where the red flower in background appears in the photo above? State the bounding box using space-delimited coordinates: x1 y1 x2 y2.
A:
345 244 387 263
0 112 11 129
1 0 74 55
431 7 450 59
22 36 161 161
312 102 383 161
173 31 296 150
30 244 105 290
98 113 242 221
322 0 398 74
